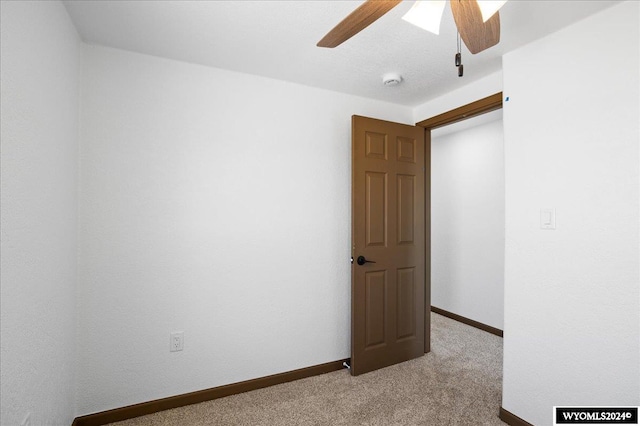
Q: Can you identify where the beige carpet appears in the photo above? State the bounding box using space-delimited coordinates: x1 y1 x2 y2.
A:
110 313 504 426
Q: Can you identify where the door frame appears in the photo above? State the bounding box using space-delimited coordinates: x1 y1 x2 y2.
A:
415 92 503 353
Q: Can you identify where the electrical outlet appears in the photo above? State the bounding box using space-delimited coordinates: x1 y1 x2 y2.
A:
170 332 184 352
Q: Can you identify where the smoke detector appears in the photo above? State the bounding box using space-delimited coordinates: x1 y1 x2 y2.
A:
382 73 403 86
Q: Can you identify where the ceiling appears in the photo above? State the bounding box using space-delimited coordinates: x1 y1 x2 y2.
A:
63 0 621 107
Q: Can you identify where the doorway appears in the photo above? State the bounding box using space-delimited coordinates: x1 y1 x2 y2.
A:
417 92 504 335
429 108 504 332
349 93 503 375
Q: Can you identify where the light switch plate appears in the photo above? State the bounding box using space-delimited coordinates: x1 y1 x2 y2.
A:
540 208 556 230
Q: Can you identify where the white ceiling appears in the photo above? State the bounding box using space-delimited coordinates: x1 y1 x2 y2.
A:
63 0 621 107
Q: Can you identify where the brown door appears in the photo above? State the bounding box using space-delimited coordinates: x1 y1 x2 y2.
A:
351 115 427 376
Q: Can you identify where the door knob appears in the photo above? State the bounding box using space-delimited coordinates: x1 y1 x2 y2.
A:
356 256 376 266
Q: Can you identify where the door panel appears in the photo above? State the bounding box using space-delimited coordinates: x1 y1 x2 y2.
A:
396 267 416 340
365 172 387 247
352 115 427 376
397 174 415 245
397 137 417 163
365 132 388 160
365 270 387 348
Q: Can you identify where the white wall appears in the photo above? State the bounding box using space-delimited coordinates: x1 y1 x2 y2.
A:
0 1 80 425
77 45 413 415
431 110 504 330
413 71 502 124
502 2 640 424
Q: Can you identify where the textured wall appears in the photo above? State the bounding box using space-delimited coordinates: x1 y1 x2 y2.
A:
431 111 505 330
76 45 413 415
0 1 80 425
412 71 502 124
502 2 640 424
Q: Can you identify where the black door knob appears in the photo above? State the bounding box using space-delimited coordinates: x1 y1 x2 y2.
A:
356 256 376 266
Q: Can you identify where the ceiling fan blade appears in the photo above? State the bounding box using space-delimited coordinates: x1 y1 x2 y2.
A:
450 0 500 54
317 0 403 48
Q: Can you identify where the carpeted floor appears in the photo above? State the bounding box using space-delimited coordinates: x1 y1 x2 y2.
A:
109 313 504 425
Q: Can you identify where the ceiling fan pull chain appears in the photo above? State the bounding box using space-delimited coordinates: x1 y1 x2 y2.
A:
456 31 464 77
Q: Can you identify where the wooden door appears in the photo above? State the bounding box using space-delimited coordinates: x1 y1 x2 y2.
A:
351 115 427 376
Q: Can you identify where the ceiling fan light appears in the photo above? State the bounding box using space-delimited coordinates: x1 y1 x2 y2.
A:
477 0 508 23
401 0 446 35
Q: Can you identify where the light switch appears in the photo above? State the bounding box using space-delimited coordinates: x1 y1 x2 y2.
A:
540 208 556 230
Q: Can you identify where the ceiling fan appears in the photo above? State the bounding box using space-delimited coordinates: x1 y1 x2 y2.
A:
317 0 506 55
